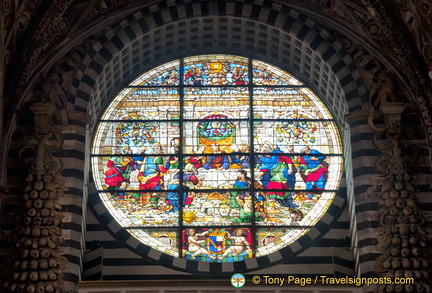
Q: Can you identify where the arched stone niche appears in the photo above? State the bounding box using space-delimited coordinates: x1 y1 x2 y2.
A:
70 7 364 275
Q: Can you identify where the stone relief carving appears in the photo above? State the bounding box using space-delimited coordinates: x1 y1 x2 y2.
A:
1 39 92 293
369 128 431 292
3 103 67 292
391 0 432 85
18 0 73 90
344 39 432 292
38 71 69 127
0 1 431 289
342 38 394 131
360 0 432 149
0 186 10 281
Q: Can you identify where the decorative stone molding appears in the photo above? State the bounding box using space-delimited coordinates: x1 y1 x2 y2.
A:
389 0 432 83
0 185 10 238
18 1 73 89
360 0 432 152
341 34 432 291
3 102 67 293
369 110 431 292
367 99 431 292
379 102 405 135
0 186 9 282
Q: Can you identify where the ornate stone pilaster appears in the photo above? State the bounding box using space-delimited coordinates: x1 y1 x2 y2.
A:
379 103 405 135
3 102 67 293
342 35 431 290
369 102 431 292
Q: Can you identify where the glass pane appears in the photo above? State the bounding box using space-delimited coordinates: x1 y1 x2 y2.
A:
182 228 253 262
181 157 252 189
252 60 304 85
92 121 180 156
183 120 250 154
127 229 179 257
91 55 345 263
254 152 343 192
92 155 177 192
296 192 336 226
182 190 253 226
100 87 180 121
254 191 336 227
95 191 133 227
183 54 249 85
95 190 175 227
130 60 180 86
97 191 180 227
183 87 249 119
91 155 137 191
253 120 342 154
253 87 333 119
256 228 309 257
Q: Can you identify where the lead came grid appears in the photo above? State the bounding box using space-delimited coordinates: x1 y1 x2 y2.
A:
91 55 343 263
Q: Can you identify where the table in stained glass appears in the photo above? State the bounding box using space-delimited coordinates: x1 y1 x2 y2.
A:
91 54 343 263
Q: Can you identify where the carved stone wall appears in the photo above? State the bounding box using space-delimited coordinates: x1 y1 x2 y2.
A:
343 35 432 291
3 103 67 292
369 103 431 292
1 1 432 292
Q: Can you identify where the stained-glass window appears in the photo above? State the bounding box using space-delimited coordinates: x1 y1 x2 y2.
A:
91 54 343 263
